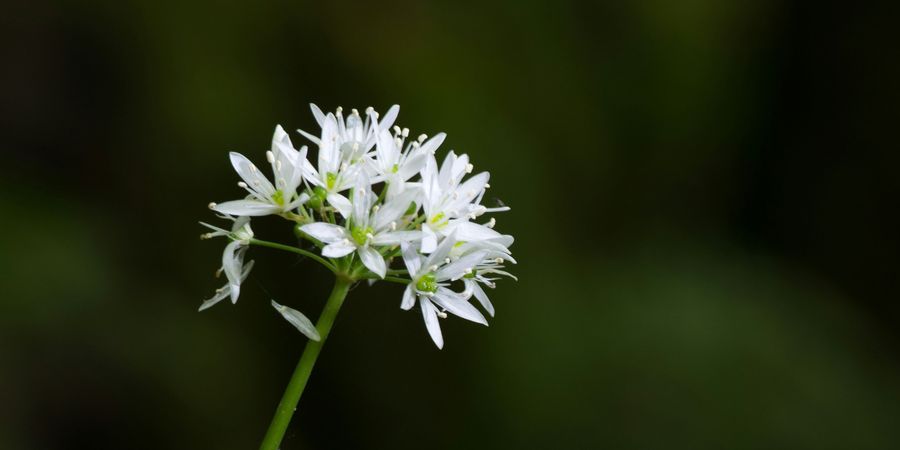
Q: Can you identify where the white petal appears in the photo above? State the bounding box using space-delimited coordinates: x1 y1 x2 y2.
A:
229 152 275 197
198 289 229 311
469 280 495 317
323 240 356 258
436 251 487 281
327 193 353 218
358 246 386 278
448 221 503 242
309 103 326 126
420 298 444 349
424 230 458 269
401 284 415 310
300 222 347 243
213 200 281 217
271 300 321 341
432 288 487 326
421 224 438 254
401 242 422 276
371 231 422 246
379 105 400 131
373 187 417 230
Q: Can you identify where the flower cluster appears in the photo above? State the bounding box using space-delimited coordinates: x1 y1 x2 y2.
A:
200 104 515 348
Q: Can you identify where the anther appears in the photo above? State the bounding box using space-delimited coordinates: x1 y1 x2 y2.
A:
444 258 451 264
250 164 258 173
365 106 374 115
495 257 504 264
208 202 217 209
484 183 491 189
352 142 360 151
429 265 438 272
465 163 474 173
486 217 496 228
336 106 343 113
390 221 397 231
401 128 409 137
393 126 401 135
266 151 275 163
351 108 360 116
237 181 248 188
365 233 374 240
373 205 380 212
437 311 448 319
464 268 473 274
276 161 283 171
417 134 427 143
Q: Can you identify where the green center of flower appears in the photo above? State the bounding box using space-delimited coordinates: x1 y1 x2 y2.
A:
429 212 448 229
391 163 399 174
271 189 285 206
325 172 338 190
416 273 438 293
350 226 374 246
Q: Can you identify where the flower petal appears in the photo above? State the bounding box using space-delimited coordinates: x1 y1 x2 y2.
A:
213 200 281 217
371 230 422 246
401 284 415 310
401 242 422 276
300 222 347 243
358 245 386 278
420 298 444 349
229 152 275 197
327 193 353 218
271 300 321 341
323 240 356 258
432 288 487 326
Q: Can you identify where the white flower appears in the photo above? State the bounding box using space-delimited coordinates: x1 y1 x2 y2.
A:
299 104 398 217
418 152 508 252
372 128 445 197
212 126 309 216
453 236 516 318
199 217 255 310
300 175 421 278
400 235 490 349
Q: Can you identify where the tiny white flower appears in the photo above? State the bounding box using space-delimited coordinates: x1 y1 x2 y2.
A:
199 217 255 309
299 104 398 217
417 152 510 252
372 128 445 197
400 234 489 348
212 126 310 216
300 175 421 278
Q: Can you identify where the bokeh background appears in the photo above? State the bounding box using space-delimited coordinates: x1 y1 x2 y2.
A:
2 1 899 449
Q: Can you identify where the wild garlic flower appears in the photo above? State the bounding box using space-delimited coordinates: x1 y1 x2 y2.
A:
199 216 255 309
200 103 516 348
298 104 398 217
212 126 309 217
300 175 421 278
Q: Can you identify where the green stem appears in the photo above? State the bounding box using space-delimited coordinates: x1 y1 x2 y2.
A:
258 277 353 450
249 238 336 274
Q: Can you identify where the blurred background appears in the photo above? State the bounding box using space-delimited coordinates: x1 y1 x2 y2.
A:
2 0 899 449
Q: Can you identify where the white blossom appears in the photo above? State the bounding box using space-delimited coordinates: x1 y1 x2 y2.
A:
199 216 255 309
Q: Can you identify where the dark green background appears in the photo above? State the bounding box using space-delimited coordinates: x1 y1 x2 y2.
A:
2 1 899 449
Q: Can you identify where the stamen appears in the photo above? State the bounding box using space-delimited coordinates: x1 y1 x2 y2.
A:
390 221 397 231
486 217 496 229
365 106 374 115
417 134 427 143
437 311 448 319
429 265 438 272
401 128 409 137
275 160 283 171
464 268 473 274
495 257 504 264
237 181 248 188
352 142 360 151
365 232 374 240
484 183 491 189
208 202 217 209
266 151 275 163
336 106 343 114
465 163 474 173
250 164 258 173
393 126 401 135
373 205 380 212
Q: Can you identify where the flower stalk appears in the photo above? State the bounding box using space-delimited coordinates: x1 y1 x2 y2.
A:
258 276 352 450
